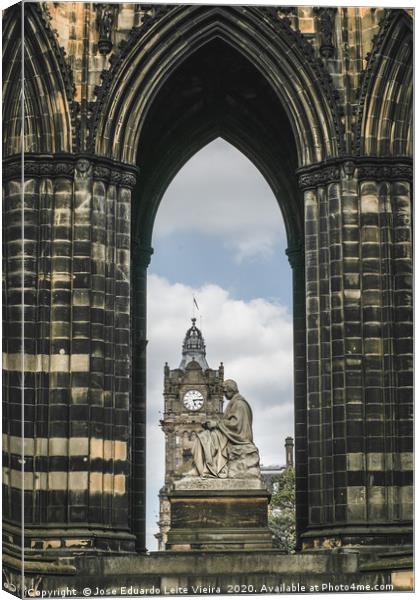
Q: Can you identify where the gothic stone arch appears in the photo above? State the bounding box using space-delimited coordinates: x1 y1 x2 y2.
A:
356 10 413 157
2 3 412 571
3 3 75 156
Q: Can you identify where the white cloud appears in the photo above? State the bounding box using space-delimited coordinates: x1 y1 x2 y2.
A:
146 274 294 550
152 138 287 263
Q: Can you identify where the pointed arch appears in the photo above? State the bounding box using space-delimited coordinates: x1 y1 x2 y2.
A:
92 6 343 166
2 4 74 156
132 75 303 251
357 10 412 157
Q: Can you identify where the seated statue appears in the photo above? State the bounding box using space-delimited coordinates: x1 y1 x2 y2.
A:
190 379 261 479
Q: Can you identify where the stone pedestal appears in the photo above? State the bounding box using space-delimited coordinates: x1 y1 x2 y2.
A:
166 478 273 551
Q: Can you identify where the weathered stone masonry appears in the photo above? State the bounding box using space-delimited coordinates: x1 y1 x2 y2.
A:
3 155 138 553
2 2 412 580
298 159 412 548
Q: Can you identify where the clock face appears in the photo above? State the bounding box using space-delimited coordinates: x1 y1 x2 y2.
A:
183 389 204 411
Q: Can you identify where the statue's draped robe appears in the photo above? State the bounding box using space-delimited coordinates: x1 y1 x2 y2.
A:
192 393 260 478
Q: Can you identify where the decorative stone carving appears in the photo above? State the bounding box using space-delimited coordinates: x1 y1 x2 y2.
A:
36 3 75 103
92 162 138 188
34 3 79 151
3 160 74 180
314 7 337 59
95 4 119 55
3 156 139 188
76 158 91 174
298 164 341 190
264 6 297 28
356 161 413 182
278 6 297 19
259 5 344 153
90 5 344 154
89 4 173 150
343 160 356 177
111 169 136 186
297 158 413 189
120 172 137 188
93 165 111 182
354 9 396 154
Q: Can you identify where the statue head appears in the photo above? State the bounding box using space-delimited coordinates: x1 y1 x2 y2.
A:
223 379 238 399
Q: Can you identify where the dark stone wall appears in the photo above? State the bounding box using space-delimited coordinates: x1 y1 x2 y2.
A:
3 157 138 554
299 161 412 549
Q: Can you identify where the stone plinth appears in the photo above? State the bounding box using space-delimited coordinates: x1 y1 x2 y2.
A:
166 478 273 551
4 548 414 596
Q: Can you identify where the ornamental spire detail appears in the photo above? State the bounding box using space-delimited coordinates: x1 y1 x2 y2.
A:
179 318 209 370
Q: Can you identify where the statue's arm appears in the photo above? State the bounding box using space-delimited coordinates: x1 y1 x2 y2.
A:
223 414 239 429
220 400 247 432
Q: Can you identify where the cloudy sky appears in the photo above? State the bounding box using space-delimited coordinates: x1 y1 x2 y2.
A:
146 138 294 549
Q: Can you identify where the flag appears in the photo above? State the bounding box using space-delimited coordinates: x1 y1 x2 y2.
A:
193 297 199 311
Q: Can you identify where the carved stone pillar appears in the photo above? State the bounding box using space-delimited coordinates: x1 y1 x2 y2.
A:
131 241 153 552
2 155 138 558
297 158 413 550
286 243 307 549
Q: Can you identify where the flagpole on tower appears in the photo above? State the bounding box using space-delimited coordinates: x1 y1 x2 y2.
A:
193 296 199 322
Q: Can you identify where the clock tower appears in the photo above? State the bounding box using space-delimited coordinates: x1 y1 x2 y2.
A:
155 318 224 550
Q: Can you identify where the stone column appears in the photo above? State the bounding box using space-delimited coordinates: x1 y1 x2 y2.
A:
298 159 413 550
131 241 153 552
286 243 307 549
2 155 138 558
392 180 413 522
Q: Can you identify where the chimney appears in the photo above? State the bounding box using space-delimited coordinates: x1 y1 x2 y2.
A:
285 437 294 468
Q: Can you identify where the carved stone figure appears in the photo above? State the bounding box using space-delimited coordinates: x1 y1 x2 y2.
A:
189 379 261 479
96 4 118 55
314 7 337 59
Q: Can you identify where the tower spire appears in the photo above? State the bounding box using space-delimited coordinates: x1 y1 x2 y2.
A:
179 318 209 370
